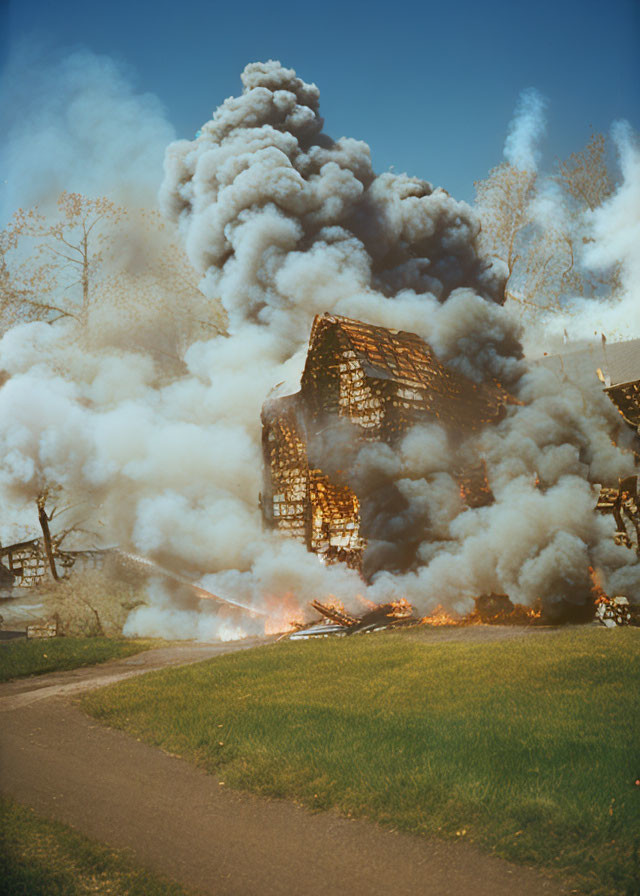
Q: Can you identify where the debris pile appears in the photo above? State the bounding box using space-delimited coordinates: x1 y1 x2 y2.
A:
420 605 465 627
289 597 417 639
595 596 632 627
419 595 543 626
588 565 637 627
471 593 541 624
289 592 549 639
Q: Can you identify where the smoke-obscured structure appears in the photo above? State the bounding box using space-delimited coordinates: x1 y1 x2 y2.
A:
261 312 508 574
1 59 639 636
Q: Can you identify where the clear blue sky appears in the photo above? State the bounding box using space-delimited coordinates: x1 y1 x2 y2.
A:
3 0 639 201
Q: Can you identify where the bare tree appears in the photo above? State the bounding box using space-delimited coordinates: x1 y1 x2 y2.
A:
95 206 227 361
474 132 621 318
474 163 577 314
0 211 33 330
556 131 616 213
474 162 537 300
0 193 227 355
554 131 621 297
1 192 123 328
36 491 61 581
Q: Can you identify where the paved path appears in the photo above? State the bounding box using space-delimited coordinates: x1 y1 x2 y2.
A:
0 638 271 712
0 640 569 896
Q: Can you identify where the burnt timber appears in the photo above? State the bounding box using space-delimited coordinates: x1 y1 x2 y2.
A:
596 475 640 555
299 313 508 439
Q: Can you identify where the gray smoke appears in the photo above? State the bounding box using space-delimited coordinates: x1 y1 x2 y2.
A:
364 361 639 619
160 61 518 385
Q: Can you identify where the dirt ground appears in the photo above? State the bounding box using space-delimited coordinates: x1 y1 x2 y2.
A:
0 635 570 896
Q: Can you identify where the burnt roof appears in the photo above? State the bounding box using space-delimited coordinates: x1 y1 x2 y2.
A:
307 313 510 430
0 538 40 556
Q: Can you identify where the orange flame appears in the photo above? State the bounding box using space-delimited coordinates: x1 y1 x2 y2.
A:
421 604 463 626
588 566 609 606
262 592 305 635
355 593 377 610
322 595 350 615
389 598 413 618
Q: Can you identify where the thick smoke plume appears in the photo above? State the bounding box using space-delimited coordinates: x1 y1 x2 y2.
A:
1 59 638 638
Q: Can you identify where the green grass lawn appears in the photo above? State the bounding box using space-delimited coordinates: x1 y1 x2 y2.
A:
0 795 193 896
83 627 640 896
0 637 155 682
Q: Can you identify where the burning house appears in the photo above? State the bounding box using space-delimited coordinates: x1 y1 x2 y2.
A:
260 318 640 628
262 313 510 575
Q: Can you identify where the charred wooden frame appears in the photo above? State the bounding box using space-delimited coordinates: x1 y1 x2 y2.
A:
261 313 508 572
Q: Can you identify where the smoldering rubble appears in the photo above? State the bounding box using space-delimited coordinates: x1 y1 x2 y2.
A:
1 60 639 638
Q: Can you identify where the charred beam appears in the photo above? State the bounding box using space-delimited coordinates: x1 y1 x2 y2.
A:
310 599 358 627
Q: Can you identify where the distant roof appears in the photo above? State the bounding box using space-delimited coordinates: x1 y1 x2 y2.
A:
536 338 640 388
306 313 510 431
600 338 640 387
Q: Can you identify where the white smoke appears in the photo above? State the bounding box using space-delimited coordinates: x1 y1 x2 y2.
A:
545 122 640 342
0 58 637 638
123 580 251 641
0 44 174 222
503 88 547 172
